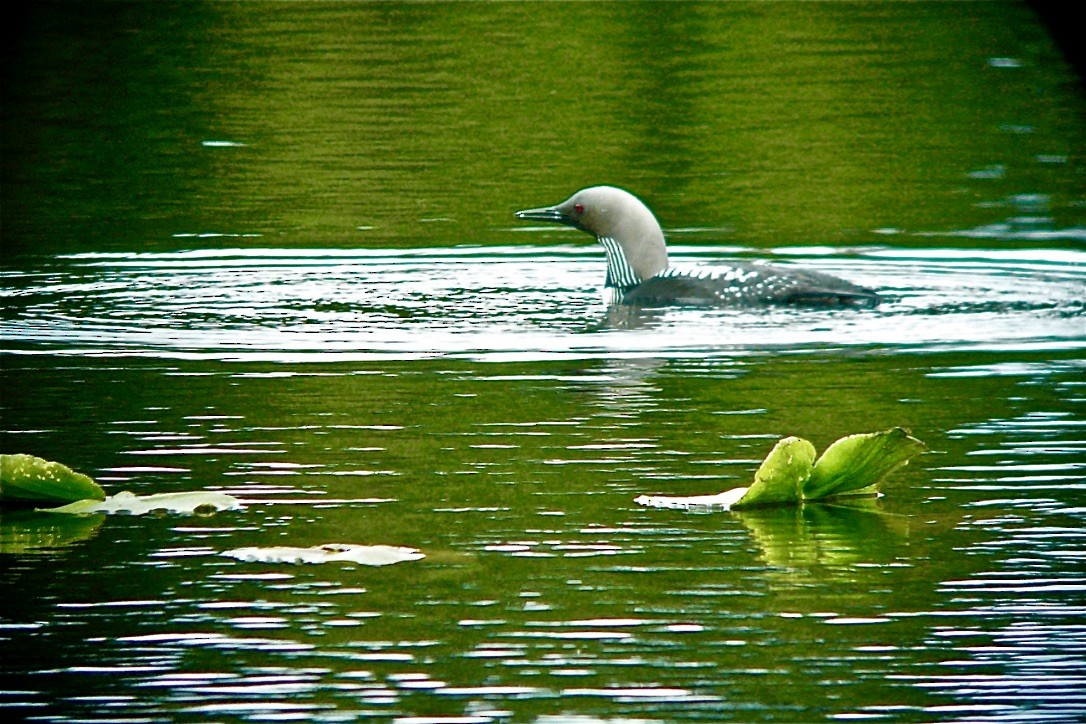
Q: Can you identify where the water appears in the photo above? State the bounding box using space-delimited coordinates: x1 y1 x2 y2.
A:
2 245 1082 360
3 2 1085 722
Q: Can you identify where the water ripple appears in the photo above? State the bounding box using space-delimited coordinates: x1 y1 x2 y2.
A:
2 246 1082 361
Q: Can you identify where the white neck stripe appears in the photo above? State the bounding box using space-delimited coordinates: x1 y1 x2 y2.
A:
598 236 641 289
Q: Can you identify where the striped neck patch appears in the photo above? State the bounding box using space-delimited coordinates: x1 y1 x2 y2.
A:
598 236 642 290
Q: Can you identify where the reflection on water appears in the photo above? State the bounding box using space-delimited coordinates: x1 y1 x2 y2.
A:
738 500 907 570
0 510 104 555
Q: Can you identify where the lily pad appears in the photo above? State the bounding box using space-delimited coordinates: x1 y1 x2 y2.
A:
732 436 816 509
1 454 105 505
634 428 926 512
804 428 927 500
42 490 243 516
222 543 424 566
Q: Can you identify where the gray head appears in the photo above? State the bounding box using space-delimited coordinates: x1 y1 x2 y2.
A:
515 186 669 288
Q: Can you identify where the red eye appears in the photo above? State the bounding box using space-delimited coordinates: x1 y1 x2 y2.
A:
574 203 584 214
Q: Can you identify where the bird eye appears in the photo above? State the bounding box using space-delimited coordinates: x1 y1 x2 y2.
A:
574 203 584 215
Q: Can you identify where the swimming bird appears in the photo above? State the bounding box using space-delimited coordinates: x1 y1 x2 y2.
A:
515 186 879 307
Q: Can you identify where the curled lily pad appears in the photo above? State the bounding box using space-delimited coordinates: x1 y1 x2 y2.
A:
1 454 105 505
804 428 927 500
732 436 816 509
42 490 243 516
635 428 926 512
222 543 424 566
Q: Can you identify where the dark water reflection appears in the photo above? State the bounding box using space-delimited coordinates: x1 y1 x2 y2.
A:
3 1 1086 722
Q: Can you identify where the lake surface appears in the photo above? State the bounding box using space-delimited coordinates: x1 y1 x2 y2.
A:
2 2 1085 723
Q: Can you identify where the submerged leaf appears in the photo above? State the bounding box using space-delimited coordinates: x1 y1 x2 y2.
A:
1 454 105 505
222 543 425 566
732 437 816 509
42 490 243 516
804 428 927 500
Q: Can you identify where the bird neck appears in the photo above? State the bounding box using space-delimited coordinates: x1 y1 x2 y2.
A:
597 231 669 290
598 236 643 289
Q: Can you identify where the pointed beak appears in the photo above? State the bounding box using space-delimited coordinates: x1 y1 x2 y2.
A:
514 204 571 226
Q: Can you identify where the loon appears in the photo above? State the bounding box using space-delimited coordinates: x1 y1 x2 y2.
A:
515 186 879 307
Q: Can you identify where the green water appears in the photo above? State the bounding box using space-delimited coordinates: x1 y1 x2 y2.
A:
3 2 1085 722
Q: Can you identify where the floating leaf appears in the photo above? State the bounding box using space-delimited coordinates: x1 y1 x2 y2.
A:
1 454 105 505
634 429 926 513
634 487 749 512
732 437 816 509
804 428 927 500
42 490 243 516
222 543 424 566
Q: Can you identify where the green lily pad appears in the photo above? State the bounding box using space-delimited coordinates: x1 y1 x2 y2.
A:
1 454 105 505
804 428 927 500
732 436 816 509
222 543 424 566
634 428 926 512
42 490 243 516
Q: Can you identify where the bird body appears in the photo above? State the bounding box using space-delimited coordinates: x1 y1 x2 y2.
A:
515 186 879 307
